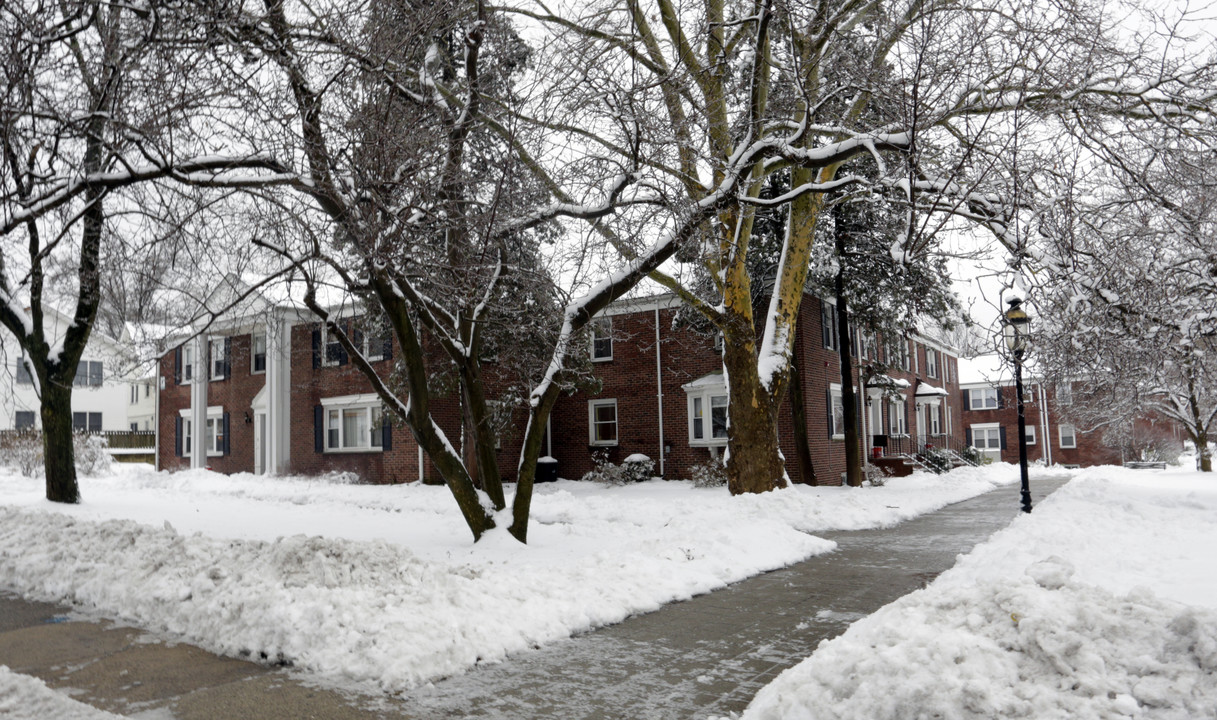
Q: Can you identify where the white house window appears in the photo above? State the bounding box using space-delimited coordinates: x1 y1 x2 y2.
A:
930 405 942 435
868 397 883 437
183 418 192 455
971 424 1002 461
946 405 953 435
1057 382 1073 405
204 417 225 454
320 394 384 452
889 398 907 435
210 338 226 380
183 345 194 382
591 318 613 361
888 339 909 371
71 412 102 432
689 393 728 445
321 322 343 367
1025 424 1037 445
73 361 103 387
829 384 845 439
1059 423 1077 449
179 407 225 457
970 387 999 410
357 322 386 362
821 302 838 350
588 399 618 445
252 333 267 373
926 349 938 379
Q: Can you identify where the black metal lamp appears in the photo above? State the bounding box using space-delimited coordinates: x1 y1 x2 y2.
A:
1004 297 1032 513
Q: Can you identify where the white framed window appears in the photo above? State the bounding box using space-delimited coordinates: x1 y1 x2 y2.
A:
971 423 1002 460
320 394 384 452
321 322 343 367
252 332 267 374
588 399 618 445
821 302 838 350
829 384 845 440
889 398 907 436
183 345 195 383
210 338 226 380
178 407 224 457
868 397 883 437
930 404 942 435
887 339 910 372
72 412 102 432
591 318 613 361
970 387 999 410
73 360 103 387
926 349 938 379
946 405 953 435
1059 423 1077 449
1057 382 1073 406
689 392 728 445
1025 424 1037 445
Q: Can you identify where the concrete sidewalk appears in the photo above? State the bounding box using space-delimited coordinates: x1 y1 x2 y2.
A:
0 475 1069 719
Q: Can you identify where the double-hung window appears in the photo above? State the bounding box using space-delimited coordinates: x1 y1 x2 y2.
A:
15 411 35 430
1057 383 1073 405
74 361 103 387
930 405 942 435
210 338 227 380
1025 424 1037 445
320 394 384 452
689 393 728 445
970 387 999 410
588 399 618 445
1059 424 1077 449
15 359 32 384
178 407 225 457
889 398 907 435
926 349 938 379
252 333 267 373
971 424 1002 460
591 318 613 361
829 384 845 439
821 303 839 350
72 412 102 432
183 345 195 383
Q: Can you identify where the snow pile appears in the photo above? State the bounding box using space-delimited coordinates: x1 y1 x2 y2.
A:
0 666 127 720
738 466 1217 720
0 462 1023 692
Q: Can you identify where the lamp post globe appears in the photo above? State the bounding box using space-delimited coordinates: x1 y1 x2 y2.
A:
1004 297 1033 513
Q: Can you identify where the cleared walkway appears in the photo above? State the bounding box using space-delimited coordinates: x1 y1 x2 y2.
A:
0 475 1069 719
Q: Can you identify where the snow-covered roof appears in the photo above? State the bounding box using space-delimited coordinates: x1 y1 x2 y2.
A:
866 374 911 390
914 381 949 398
682 372 726 392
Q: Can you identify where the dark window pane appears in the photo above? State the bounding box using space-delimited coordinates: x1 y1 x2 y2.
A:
15 361 32 384
72 412 87 431
90 361 103 386
15 411 35 429
88 413 102 432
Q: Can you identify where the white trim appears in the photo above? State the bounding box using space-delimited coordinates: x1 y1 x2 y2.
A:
209 338 226 381
1025 424 1037 445
590 317 613 362
1058 423 1077 449
251 331 267 375
829 383 845 440
969 386 999 410
178 406 224 457
588 399 619 446
320 393 381 408
322 402 384 454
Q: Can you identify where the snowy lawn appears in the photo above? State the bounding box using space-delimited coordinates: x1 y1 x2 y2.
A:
736 464 1217 720
0 666 125 720
0 462 1023 693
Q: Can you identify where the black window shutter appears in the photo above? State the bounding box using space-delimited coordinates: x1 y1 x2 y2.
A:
314 405 324 452
965 427 973 447
962 389 970 409
997 388 1006 409
383 335 393 360
174 347 182 385
337 321 349 365
175 417 183 457
353 328 364 357
222 412 231 455
904 400 910 435
382 413 392 451
999 426 1008 450
827 390 834 438
224 337 232 379
311 328 321 369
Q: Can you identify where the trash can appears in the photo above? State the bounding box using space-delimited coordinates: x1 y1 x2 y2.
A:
536 456 558 483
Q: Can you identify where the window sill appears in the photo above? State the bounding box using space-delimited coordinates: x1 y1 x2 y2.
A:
324 447 384 454
591 356 613 363
588 441 618 448
689 439 728 448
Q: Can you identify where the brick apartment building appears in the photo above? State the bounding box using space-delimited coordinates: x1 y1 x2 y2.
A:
158 287 967 486
958 356 1184 467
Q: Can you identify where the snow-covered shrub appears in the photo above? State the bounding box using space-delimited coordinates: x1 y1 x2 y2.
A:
582 451 654 485
920 447 951 474
74 433 113 477
863 464 887 487
688 458 727 488
1 430 44 478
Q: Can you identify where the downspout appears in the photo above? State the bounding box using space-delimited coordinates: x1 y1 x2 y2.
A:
655 306 665 477
154 367 160 471
1039 383 1053 466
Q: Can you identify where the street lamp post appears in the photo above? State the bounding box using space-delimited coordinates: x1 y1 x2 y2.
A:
1004 297 1032 514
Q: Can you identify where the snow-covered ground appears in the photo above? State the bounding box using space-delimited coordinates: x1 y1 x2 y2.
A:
0 666 125 720
736 463 1217 720
0 462 1022 693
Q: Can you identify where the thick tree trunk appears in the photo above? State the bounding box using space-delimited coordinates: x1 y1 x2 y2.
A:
1196 430 1212 472
722 320 787 494
41 383 80 504
459 360 505 509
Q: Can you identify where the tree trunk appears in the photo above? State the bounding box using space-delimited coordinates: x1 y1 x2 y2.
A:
835 234 863 488
1197 430 1212 472
722 320 787 494
41 383 80 504
788 338 817 485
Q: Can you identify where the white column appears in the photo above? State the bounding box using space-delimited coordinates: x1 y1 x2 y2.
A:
190 335 208 469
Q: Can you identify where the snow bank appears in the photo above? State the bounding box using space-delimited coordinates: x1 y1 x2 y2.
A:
0 462 1023 692
738 466 1217 720
0 666 126 720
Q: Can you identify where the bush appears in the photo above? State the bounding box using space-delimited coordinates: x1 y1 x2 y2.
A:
582 451 654 485
920 446 951 474
0 431 112 478
688 458 728 488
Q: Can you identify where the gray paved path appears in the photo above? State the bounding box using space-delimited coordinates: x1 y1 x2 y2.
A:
0 475 1069 719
